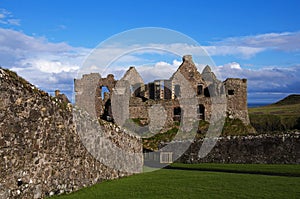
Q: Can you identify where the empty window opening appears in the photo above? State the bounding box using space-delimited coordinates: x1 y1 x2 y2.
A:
174 107 181 115
160 81 164 90
149 83 155 99
228 89 234 95
154 82 161 99
101 86 110 100
130 85 134 94
164 87 172 100
197 104 205 120
174 85 181 98
197 84 203 95
204 87 210 97
173 107 182 122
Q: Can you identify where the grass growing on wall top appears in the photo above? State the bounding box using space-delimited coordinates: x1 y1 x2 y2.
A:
222 117 256 136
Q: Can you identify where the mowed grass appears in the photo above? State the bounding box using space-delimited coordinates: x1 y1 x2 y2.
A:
52 164 300 199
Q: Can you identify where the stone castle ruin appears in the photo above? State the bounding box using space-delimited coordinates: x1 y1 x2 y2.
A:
1 55 299 198
74 55 250 133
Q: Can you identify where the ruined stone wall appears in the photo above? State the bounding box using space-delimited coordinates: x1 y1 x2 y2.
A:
177 133 300 164
74 56 250 128
74 73 101 119
75 73 117 120
0 68 142 199
174 55 206 93
224 78 250 124
129 98 177 128
129 97 150 120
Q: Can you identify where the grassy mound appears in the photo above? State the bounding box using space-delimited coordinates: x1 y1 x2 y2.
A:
274 94 300 106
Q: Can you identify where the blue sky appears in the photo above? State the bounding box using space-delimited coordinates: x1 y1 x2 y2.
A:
0 0 300 103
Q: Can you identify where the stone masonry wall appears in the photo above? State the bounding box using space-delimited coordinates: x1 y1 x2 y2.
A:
224 78 250 124
178 133 300 164
74 55 250 128
0 68 142 198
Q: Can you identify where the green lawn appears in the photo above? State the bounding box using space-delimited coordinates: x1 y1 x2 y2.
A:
52 164 300 199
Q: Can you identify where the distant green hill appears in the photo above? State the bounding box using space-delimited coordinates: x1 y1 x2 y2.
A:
273 94 300 106
249 94 300 133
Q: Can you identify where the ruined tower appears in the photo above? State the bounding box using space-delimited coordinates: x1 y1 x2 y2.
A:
224 78 250 124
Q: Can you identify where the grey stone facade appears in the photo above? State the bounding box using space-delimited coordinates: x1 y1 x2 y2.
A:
74 55 250 129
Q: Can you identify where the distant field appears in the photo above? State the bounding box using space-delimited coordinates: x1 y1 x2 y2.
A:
249 103 300 116
248 95 300 133
52 164 300 199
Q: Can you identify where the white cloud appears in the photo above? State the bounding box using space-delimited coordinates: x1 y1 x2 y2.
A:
137 60 179 82
213 63 300 95
80 37 286 64
0 28 88 69
0 28 89 100
133 59 300 99
222 62 241 70
1 26 299 103
215 32 300 52
0 8 20 26
19 58 80 73
91 59 181 84
203 46 264 58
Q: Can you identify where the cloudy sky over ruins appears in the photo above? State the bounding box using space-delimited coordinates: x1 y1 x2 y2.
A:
0 0 300 103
